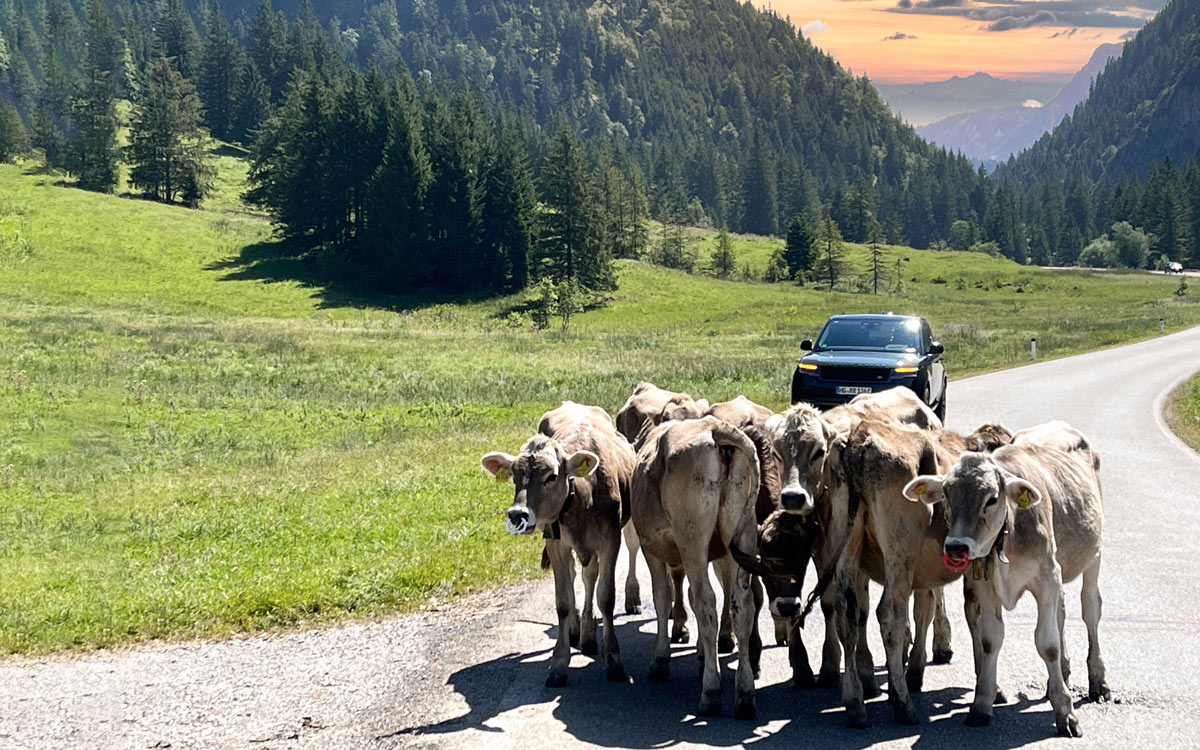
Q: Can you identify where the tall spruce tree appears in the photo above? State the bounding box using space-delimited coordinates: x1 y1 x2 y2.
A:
783 213 814 277
423 93 485 292
69 66 119 192
0 95 28 161
480 119 536 291
128 55 212 205
539 126 613 290
741 129 777 235
231 58 270 143
813 215 849 291
199 4 240 141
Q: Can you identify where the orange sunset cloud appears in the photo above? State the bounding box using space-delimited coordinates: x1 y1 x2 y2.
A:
762 0 1157 82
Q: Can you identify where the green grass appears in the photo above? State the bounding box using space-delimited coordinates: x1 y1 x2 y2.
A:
3 160 1200 654
1166 375 1200 453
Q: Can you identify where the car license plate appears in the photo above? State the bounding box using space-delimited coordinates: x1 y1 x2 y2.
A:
836 386 873 395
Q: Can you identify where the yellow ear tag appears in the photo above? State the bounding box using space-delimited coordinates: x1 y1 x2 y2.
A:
913 483 928 496
575 459 591 478
1017 488 1031 509
495 467 509 482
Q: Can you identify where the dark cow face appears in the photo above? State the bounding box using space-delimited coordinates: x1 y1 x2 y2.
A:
904 453 1042 564
766 408 837 516
731 509 819 619
482 435 598 535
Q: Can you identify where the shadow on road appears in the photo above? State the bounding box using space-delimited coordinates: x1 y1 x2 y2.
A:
380 615 1067 749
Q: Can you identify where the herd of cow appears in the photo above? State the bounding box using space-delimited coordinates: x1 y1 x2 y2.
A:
480 382 1112 737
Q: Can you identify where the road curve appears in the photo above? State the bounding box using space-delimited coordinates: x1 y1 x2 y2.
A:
2 327 1200 750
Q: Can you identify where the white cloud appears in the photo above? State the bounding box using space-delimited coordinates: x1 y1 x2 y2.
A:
801 20 828 38
1022 99 1044 108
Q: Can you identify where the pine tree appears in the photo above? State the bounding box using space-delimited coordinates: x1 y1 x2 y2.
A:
423 93 486 292
480 119 536 291
866 217 888 294
741 129 777 235
199 4 240 141
366 75 432 289
812 215 849 291
156 0 201 79
231 58 270 143
0 95 29 161
710 228 736 278
69 66 119 192
783 213 814 277
538 127 613 290
128 55 213 205
248 0 289 102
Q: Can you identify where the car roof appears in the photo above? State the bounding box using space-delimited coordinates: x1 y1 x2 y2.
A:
824 313 923 323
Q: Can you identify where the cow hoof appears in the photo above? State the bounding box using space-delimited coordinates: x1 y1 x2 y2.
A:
862 681 881 700
931 648 953 665
734 698 757 721
816 669 839 689
776 634 788 646
893 703 919 726
844 703 869 729
1057 715 1082 738
994 689 1009 705
905 670 924 693
625 604 642 615
718 634 736 654
698 688 723 717
671 626 690 644
606 663 628 683
648 660 670 682
1089 684 1112 703
580 639 598 657
964 709 991 728
545 673 568 688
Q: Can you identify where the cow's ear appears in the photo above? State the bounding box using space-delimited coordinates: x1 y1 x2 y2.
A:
764 414 785 443
903 475 944 504
481 452 516 482
1004 477 1042 509
565 450 600 478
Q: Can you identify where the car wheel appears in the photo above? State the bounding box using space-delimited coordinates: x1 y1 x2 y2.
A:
934 389 947 423
791 370 804 405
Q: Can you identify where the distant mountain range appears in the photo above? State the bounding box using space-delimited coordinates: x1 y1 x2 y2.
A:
916 44 1124 169
876 72 1069 127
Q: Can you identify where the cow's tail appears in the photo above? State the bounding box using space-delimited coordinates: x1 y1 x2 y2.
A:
709 418 761 546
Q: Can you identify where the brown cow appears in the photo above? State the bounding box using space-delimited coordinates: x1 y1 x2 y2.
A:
481 401 634 686
904 421 1109 737
616 383 714 643
632 416 761 719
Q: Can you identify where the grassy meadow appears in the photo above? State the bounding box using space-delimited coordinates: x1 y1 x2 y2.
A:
3 159 1200 654
1166 376 1200 453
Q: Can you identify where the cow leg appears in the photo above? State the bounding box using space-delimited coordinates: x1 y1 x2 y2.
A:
1033 570 1080 737
731 549 758 720
1056 587 1071 689
787 617 817 689
774 617 789 646
685 553 723 716
907 588 933 693
1081 553 1111 702
964 579 1007 705
931 587 954 664
622 524 642 615
546 541 577 687
646 552 673 682
877 554 919 725
566 554 580 649
964 579 1004 727
835 516 869 728
670 565 690 643
715 555 736 654
597 537 626 682
750 575 765 678
579 554 599 657
817 579 842 688
854 575 880 700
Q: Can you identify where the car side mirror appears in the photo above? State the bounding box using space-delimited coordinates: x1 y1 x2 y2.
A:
929 341 944 355
800 339 813 351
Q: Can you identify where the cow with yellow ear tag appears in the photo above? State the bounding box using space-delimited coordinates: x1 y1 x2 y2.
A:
903 420 1110 738
481 400 635 688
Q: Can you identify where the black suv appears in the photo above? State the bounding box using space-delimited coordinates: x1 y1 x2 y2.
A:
790 313 947 420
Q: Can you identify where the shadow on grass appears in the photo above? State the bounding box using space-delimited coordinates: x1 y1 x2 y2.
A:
376 615 1067 750
208 240 503 311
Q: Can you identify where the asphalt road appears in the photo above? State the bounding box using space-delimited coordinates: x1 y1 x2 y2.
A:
3 327 1200 750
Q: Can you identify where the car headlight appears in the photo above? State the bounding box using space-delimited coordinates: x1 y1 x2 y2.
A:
894 366 919 374
797 362 818 371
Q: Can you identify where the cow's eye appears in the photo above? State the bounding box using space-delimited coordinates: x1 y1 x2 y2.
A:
544 473 558 485
985 494 999 507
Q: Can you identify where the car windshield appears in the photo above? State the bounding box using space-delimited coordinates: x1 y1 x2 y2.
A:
815 318 922 352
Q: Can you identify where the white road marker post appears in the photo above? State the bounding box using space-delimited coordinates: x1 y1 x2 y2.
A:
1031 337 1038 361
1161 318 1165 334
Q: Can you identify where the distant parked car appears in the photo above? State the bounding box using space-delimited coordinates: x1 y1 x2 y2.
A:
791 313 947 421
1166 262 1184 274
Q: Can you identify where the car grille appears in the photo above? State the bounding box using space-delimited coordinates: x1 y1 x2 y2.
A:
819 365 892 383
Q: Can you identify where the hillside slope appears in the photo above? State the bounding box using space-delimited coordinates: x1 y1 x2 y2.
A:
995 0 1200 185
879 72 1067 128
918 44 1122 167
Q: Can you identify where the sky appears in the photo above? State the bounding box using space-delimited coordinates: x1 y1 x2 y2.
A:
763 0 1164 83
